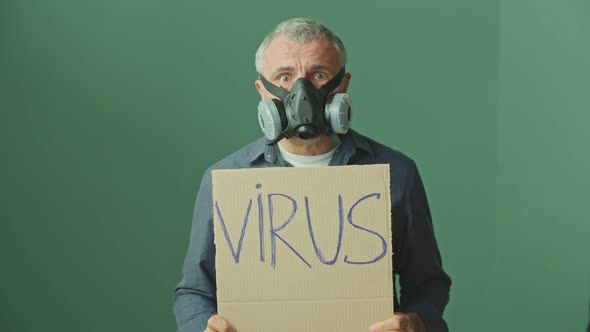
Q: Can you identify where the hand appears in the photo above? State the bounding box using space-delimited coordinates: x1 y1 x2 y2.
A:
203 315 236 332
369 312 426 332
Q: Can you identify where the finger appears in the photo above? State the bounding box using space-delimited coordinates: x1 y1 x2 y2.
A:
369 313 409 332
207 315 236 332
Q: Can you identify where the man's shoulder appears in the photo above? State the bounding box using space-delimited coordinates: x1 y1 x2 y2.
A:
350 131 422 196
351 130 417 172
207 136 268 172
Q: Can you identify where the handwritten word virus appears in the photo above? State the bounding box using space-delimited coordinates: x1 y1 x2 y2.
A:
215 183 387 269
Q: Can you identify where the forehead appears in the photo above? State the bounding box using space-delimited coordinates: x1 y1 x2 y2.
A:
263 34 340 73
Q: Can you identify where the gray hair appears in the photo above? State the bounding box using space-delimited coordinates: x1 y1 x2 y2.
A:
255 18 347 74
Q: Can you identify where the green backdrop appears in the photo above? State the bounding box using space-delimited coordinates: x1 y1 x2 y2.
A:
1 1 588 331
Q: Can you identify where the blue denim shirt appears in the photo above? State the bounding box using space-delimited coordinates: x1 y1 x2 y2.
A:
173 130 451 331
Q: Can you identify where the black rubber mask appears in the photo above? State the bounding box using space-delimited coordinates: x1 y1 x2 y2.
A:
259 67 346 145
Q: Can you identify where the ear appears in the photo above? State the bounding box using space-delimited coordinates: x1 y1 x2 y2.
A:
341 73 352 93
256 79 280 100
255 79 265 98
254 80 277 100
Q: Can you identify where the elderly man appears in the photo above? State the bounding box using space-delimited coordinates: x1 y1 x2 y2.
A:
173 18 451 332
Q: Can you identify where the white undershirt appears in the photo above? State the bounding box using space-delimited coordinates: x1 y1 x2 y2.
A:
277 143 339 167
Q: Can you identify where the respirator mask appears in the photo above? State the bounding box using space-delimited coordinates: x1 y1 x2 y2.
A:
257 66 352 145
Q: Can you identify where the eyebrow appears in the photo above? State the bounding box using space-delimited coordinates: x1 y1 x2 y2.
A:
270 66 295 78
269 64 335 78
309 64 331 71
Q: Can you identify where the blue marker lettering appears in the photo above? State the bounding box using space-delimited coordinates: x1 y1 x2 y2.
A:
344 193 388 265
256 184 265 262
214 199 253 263
268 193 311 269
304 195 344 265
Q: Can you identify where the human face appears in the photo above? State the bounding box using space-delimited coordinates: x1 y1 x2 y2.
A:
255 34 350 98
254 34 351 155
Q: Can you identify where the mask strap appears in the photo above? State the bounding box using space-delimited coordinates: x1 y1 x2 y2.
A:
267 134 285 146
318 66 346 97
259 74 289 100
259 66 346 99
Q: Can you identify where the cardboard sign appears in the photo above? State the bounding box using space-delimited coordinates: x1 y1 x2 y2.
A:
212 164 393 332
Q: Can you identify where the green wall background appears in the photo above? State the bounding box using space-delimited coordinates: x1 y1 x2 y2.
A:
497 1 590 330
1 1 587 331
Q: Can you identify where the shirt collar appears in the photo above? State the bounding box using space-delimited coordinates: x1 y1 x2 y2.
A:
246 130 374 165
245 137 277 164
340 129 374 159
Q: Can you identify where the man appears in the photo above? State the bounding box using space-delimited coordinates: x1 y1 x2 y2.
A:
174 18 451 332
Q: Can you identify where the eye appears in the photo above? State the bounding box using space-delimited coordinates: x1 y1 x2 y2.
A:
278 74 290 83
313 72 327 80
